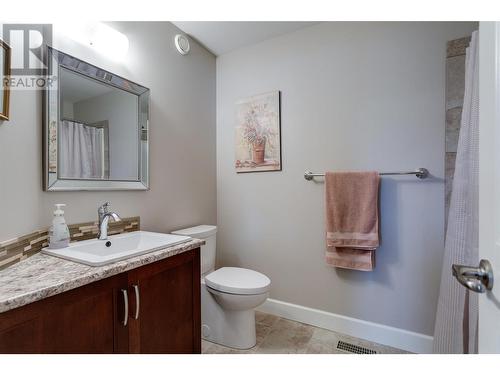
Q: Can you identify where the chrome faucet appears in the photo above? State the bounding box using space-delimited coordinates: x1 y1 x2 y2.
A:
98 202 122 240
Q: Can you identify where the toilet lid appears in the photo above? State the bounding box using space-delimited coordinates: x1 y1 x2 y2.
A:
205 267 271 295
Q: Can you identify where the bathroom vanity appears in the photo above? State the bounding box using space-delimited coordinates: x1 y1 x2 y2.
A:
0 240 202 354
0 42 203 354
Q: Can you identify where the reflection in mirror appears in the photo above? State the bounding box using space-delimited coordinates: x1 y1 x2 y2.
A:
44 47 149 191
59 68 138 180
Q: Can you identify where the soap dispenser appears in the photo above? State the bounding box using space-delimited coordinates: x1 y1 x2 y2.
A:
48 204 70 249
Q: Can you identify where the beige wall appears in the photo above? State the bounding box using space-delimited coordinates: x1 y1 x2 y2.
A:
0 22 216 240
216 22 477 336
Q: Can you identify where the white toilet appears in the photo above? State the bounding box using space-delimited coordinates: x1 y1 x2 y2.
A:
171 225 271 349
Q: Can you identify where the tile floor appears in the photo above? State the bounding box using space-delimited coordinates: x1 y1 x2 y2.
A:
202 311 409 354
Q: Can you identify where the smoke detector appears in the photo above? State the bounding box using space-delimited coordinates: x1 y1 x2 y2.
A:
174 34 190 55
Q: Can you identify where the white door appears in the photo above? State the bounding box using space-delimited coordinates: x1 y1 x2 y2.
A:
477 21 500 353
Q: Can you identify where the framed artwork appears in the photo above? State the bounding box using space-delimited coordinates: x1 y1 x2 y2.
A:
235 91 281 173
0 38 11 121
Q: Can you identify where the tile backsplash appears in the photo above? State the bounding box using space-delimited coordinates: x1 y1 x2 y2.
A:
0 217 140 270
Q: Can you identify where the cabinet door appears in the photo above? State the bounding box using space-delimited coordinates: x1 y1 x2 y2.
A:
0 309 43 353
41 273 129 353
128 249 200 354
0 273 128 353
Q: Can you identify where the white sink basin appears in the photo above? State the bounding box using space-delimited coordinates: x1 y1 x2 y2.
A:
42 231 192 266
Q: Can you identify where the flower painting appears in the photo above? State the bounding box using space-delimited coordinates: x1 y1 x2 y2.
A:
235 91 281 173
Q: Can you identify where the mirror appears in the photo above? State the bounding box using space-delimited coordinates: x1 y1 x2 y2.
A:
0 38 11 121
44 47 149 190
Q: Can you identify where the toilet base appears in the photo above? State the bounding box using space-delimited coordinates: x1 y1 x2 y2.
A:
201 281 267 350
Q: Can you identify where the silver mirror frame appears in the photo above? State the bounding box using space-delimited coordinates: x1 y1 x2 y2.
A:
43 47 150 191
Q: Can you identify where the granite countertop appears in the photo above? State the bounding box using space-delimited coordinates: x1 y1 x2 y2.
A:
0 238 204 314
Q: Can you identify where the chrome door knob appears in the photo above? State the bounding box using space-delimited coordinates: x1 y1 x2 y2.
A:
452 259 494 293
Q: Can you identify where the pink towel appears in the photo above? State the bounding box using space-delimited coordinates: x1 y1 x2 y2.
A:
325 171 380 271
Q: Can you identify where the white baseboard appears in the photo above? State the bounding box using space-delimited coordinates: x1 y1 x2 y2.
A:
256 298 433 354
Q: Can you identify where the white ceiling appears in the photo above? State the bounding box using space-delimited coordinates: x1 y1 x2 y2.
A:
172 21 320 56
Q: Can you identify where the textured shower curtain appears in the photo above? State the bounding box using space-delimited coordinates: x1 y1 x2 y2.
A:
59 120 104 179
433 30 479 354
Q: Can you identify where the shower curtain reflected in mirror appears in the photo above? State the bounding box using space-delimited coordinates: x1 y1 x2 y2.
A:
59 120 109 179
433 30 479 354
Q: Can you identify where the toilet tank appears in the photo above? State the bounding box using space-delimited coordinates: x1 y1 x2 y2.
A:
171 225 217 276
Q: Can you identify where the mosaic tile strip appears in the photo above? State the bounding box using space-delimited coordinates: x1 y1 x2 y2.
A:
447 36 471 58
0 217 140 270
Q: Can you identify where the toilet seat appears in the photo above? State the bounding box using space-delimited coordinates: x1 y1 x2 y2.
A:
205 267 271 295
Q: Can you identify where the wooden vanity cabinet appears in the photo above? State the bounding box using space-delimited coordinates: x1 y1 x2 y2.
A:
0 248 200 354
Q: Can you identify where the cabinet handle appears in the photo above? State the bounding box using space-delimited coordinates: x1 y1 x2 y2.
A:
121 289 129 326
132 284 140 320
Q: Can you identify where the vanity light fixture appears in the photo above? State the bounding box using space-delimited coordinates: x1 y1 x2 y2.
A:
174 34 190 55
56 22 129 61
90 23 129 60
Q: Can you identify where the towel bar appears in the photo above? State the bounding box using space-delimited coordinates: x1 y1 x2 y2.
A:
304 168 429 181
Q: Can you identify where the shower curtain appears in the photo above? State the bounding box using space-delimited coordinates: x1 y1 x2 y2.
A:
59 120 105 179
433 30 479 354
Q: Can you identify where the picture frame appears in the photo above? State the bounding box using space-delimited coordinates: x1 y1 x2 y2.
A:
235 90 282 173
0 38 11 121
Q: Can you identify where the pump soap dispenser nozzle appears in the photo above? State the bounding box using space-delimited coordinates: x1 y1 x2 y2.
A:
54 204 66 215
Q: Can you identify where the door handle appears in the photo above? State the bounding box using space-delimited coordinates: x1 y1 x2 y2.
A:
121 289 129 326
452 259 494 293
132 284 140 320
